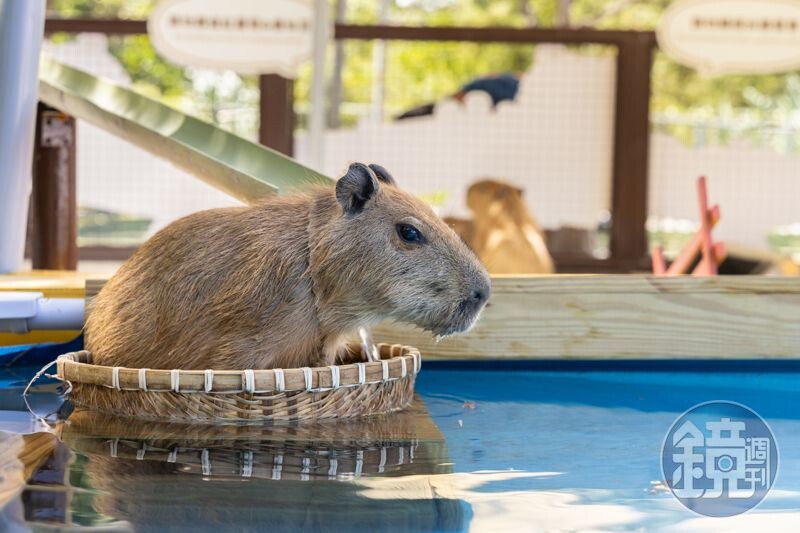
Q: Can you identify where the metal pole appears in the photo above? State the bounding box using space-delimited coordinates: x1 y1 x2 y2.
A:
308 0 329 170
0 0 46 273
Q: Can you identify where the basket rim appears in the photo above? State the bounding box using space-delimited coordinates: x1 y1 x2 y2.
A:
56 342 421 395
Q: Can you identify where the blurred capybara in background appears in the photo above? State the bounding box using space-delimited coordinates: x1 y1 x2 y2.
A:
447 179 555 274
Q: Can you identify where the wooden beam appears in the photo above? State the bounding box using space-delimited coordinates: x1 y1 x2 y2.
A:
30 104 78 270
334 23 656 45
372 275 800 359
42 19 658 45
44 18 147 35
259 74 295 156
609 36 653 264
80 275 800 359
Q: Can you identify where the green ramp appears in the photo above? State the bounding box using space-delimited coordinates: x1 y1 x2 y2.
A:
38 55 333 203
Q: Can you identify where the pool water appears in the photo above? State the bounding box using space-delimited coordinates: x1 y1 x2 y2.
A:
2 361 799 532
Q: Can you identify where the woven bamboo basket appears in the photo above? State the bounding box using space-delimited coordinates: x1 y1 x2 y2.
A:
55 343 421 423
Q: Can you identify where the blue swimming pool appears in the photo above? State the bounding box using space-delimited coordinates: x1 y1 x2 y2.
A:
2 360 799 531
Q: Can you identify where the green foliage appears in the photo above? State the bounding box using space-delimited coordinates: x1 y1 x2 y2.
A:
107 35 189 100
49 0 155 18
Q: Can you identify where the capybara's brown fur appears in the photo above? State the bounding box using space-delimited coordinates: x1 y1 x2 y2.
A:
465 179 555 274
85 163 490 370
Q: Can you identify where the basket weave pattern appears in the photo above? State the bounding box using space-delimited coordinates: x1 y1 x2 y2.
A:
56 343 421 423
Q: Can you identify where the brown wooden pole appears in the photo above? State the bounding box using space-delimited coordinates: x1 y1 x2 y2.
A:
334 24 654 45
44 18 147 35
258 74 295 156
609 35 654 268
30 104 78 270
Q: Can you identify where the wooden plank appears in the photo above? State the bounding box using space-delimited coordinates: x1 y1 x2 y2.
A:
0 271 90 298
372 275 800 359
78 275 800 359
480 275 800 294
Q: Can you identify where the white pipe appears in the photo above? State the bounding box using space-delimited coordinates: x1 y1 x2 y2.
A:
308 0 329 170
28 297 85 330
0 0 46 273
0 292 84 333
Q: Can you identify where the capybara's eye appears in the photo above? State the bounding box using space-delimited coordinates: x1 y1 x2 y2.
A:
396 223 424 244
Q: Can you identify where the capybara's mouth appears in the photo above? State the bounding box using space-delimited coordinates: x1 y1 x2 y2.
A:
431 302 486 338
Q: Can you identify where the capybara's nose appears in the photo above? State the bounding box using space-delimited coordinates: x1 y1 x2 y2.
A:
470 288 487 305
469 278 491 307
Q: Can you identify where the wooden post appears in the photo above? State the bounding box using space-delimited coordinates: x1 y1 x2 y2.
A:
259 74 295 156
609 35 654 268
30 104 78 270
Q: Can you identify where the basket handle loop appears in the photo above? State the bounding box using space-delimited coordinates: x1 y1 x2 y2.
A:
381 360 389 381
138 368 149 391
204 369 214 393
274 368 285 392
243 369 255 394
356 362 366 385
111 367 121 390
170 370 180 392
328 365 340 389
302 367 313 391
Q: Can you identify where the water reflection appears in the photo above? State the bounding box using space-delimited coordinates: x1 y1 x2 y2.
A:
59 401 452 481
2 398 471 532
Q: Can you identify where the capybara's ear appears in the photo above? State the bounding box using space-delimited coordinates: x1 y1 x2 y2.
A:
368 164 396 186
336 162 380 215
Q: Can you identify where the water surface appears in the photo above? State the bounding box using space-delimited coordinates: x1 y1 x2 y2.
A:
2 361 799 532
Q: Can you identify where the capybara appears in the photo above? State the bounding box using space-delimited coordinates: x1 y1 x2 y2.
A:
465 179 554 274
86 163 490 370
